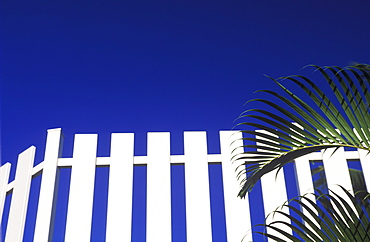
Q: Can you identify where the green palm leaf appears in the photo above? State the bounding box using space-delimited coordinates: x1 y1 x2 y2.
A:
234 64 370 197
250 186 370 242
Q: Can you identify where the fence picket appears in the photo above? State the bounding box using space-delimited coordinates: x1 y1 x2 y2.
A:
1 128 369 242
321 147 353 200
64 134 97 242
0 163 11 230
106 133 134 242
34 128 63 242
257 131 291 240
184 131 213 241
146 132 172 242
358 149 370 191
220 131 252 242
5 146 35 242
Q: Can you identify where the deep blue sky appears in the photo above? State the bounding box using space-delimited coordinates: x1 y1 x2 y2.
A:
2 1 370 164
1 1 370 241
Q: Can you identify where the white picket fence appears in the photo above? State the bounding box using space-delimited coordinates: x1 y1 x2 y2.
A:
1 128 370 242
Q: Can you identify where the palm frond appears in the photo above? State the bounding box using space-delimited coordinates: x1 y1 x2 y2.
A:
250 186 370 242
234 64 370 197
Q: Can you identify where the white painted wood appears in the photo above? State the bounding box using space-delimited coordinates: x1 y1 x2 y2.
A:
321 147 353 199
5 146 35 242
288 124 319 238
321 147 357 222
133 156 147 165
220 131 252 242
6 128 370 241
170 155 185 164
207 154 222 163
358 149 370 192
294 155 319 236
106 133 134 242
344 151 360 159
290 123 315 197
260 169 291 234
6 181 14 193
100 154 222 165
0 163 11 228
57 158 73 167
96 157 111 166
34 128 64 242
64 134 97 242
257 131 291 240
184 132 212 242
294 156 315 196
32 162 44 176
146 132 172 242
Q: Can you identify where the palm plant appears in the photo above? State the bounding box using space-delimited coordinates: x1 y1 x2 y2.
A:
254 186 370 242
234 63 370 198
234 64 370 241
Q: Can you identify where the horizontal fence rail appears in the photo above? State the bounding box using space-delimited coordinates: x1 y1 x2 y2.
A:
0 128 369 241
